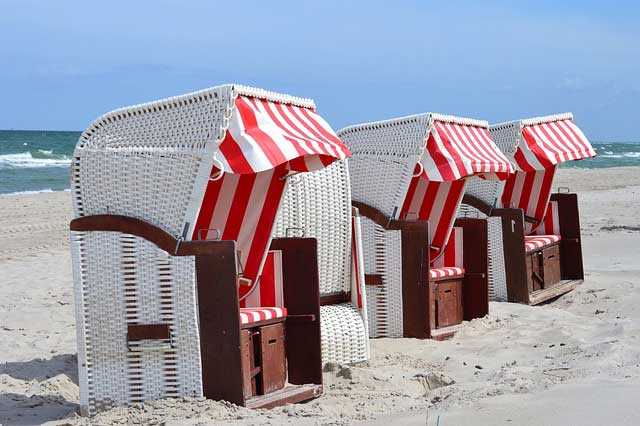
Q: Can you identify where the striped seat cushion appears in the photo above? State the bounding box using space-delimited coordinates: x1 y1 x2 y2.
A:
239 307 287 325
524 235 561 252
429 267 465 280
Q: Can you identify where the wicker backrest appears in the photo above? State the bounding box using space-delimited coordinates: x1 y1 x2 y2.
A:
274 160 352 295
72 86 237 237
339 115 428 218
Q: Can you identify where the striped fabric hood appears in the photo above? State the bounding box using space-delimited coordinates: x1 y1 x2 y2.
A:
418 114 514 182
193 86 349 293
217 94 349 175
498 113 596 172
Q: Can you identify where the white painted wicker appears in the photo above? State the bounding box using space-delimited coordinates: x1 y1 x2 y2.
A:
71 84 334 415
274 160 369 364
339 116 429 338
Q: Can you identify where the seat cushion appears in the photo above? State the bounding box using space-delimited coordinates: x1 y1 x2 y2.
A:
429 267 465 280
239 307 287 325
524 235 561 253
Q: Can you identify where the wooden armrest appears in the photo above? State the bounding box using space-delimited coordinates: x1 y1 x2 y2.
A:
461 194 493 216
70 215 233 256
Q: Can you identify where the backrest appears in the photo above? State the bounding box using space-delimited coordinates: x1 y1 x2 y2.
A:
534 200 561 235
274 160 352 295
342 116 427 219
400 174 467 260
430 227 464 268
500 166 557 234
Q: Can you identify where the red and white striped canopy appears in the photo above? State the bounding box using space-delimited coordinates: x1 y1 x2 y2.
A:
421 115 514 182
512 113 595 171
218 95 349 175
192 93 348 304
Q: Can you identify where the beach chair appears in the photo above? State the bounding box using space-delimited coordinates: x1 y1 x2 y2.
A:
339 114 513 339
69 84 350 415
485 113 595 304
274 159 369 365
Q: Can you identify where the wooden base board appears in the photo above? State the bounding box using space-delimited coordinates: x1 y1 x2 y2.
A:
430 323 463 341
528 279 581 305
245 384 323 409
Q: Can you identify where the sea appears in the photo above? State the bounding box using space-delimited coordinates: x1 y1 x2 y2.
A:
0 130 639 195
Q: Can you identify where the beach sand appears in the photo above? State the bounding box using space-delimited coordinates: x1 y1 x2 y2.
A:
0 166 639 425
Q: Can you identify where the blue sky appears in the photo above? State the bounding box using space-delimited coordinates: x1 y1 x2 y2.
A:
1 0 639 141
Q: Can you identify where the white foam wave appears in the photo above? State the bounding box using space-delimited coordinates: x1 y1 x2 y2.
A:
0 152 72 169
0 188 71 196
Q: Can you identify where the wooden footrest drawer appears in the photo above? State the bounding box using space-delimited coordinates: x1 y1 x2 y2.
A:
241 320 286 399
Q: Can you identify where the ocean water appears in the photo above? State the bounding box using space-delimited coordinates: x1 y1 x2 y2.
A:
0 130 79 195
0 130 639 195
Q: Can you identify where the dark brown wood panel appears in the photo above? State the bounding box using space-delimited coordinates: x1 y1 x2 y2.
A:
127 324 170 341
551 193 584 280
259 322 287 395
397 221 431 339
196 245 245 405
542 244 561 286
429 279 463 329
454 218 489 320
491 209 528 304
270 238 322 386
365 274 384 286
241 329 255 399
195 245 245 406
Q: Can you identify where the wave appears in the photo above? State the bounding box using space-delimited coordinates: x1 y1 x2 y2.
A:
0 188 71 196
0 151 72 169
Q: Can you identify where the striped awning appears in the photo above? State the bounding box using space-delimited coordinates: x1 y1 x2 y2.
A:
420 115 514 182
217 95 349 175
513 113 595 171
194 91 349 301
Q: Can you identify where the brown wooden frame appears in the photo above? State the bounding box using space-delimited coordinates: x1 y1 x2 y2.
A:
463 191 585 305
70 215 323 409
352 201 489 339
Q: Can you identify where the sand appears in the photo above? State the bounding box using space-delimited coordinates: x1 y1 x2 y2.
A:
0 166 639 425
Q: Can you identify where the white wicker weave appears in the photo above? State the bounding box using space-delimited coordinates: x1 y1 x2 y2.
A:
274 160 369 364
339 116 430 338
71 84 334 415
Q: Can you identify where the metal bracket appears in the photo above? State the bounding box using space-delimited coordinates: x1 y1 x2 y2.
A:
197 228 221 241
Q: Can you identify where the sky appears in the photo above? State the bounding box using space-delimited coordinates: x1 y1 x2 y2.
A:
1 0 639 141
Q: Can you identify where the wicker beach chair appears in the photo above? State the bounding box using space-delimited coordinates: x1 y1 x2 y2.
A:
339 113 513 339
478 113 595 304
274 160 369 365
69 84 351 415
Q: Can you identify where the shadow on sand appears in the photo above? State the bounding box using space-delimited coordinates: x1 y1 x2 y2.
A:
0 354 79 425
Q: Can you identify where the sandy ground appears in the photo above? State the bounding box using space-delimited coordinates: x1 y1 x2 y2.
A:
0 166 639 425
